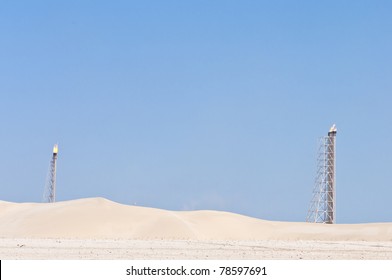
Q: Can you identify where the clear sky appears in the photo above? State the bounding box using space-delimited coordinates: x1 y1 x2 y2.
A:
1 1 391 223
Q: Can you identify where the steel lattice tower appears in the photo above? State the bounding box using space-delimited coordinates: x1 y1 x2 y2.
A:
43 144 58 203
306 125 337 224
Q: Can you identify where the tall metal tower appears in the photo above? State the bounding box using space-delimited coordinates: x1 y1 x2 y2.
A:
306 125 337 224
43 144 58 203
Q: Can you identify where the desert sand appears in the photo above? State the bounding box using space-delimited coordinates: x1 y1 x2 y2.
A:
1 197 391 259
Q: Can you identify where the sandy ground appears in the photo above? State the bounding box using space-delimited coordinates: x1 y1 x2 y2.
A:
1 238 392 259
1 198 391 259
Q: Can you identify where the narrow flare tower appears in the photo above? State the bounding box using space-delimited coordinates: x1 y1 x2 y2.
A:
43 144 58 203
306 125 337 224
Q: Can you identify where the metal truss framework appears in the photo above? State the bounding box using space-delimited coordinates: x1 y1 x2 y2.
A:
306 126 336 224
43 144 58 203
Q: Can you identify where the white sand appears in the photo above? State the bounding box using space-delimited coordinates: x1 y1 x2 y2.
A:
1 197 391 259
2 238 392 259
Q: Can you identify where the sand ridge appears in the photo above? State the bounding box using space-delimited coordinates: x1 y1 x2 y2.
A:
0 197 391 241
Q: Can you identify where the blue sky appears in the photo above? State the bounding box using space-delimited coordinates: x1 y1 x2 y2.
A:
1 1 391 223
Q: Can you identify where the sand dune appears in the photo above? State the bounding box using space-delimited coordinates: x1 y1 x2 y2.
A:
0 197 391 241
